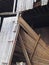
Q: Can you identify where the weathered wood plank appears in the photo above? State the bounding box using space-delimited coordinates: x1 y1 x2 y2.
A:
19 34 31 65
18 16 49 56
0 16 19 65
20 29 49 65
30 34 40 60
20 29 36 54
18 17 49 65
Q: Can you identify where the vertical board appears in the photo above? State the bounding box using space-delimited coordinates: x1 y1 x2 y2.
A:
41 0 48 6
0 16 19 65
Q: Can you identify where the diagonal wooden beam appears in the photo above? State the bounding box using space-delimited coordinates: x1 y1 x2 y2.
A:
19 34 32 65
18 16 49 56
30 34 40 60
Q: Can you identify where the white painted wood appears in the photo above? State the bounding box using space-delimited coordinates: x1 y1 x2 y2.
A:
16 0 36 12
16 0 25 12
33 0 36 2
41 0 48 6
25 0 33 10
13 0 16 13
0 16 19 65
0 17 1 24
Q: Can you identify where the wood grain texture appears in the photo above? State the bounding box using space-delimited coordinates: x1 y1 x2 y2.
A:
20 29 49 65
19 34 31 65
0 16 19 65
18 17 49 65
18 16 49 55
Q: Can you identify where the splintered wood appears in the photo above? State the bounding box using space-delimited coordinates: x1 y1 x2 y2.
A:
18 16 49 65
0 16 19 65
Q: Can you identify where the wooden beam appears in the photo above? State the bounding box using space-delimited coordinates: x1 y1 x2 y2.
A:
19 29 49 63
18 16 49 56
0 16 19 65
30 34 40 60
0 12 17 16
32 55 49 64
19 34 32 65
20 29 36 54
13 0 16 13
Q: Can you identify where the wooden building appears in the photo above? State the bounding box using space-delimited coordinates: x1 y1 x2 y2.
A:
0 0 49 65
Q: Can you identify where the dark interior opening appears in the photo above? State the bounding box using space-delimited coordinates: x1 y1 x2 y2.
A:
21 3 49 45
11 37 26 65
0 0 14 13
22 2 49 28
